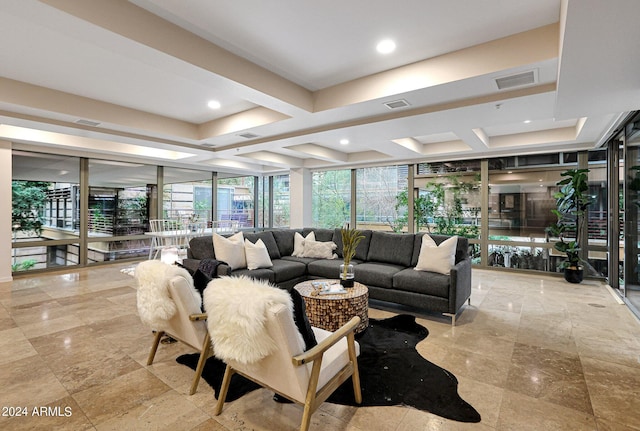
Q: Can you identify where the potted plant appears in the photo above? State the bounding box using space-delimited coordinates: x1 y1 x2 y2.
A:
546 168 593 283
340 227 365 287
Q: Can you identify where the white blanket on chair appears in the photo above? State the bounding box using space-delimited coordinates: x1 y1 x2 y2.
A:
203 275 294 365
134 260 196 331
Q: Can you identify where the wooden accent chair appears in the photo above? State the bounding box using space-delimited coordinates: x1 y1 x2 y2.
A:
137 264 211 395
210 294 362 431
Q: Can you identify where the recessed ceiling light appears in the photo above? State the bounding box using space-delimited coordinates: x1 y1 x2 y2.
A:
340 139 349 145
376 39 396 54
524 120 531 124
207 100 221 109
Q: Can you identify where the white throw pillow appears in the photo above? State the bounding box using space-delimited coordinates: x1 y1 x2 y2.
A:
414 234 458 275
212 232 246 270
244 238 273 270
292 231 315 257
302 239 338 259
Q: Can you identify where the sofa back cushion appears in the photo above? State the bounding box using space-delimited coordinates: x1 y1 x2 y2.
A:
332 228 372 261
243 231 281 260
188 236 215 260
302 227 335 242
411 234 469 267
269 229 302 257
367 231 415 267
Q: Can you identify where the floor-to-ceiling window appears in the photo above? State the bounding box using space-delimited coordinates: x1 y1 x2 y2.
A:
273 174 290 228
11 151 80 271
163 167 213 222
87 159 155 264
355 165 408 232
485 151 607 274
312 169 351 228
622 114 640 314
415 160 481 236
217 175 255 228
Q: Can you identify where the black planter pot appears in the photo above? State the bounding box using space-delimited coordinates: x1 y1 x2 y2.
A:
564 267 584 284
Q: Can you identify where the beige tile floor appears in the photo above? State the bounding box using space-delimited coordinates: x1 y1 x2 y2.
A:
1 264 640 431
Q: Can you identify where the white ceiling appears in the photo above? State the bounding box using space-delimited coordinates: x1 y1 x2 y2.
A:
1 0 640 178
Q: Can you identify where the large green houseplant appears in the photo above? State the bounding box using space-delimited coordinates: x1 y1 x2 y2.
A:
545 168 593 283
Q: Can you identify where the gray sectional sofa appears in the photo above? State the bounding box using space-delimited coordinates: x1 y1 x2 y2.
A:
184 228 471 324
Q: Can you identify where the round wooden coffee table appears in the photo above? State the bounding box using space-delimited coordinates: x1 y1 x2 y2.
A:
294 279 369 334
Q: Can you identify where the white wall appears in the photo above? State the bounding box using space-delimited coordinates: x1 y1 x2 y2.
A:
0 140 12 282
289 167 312 228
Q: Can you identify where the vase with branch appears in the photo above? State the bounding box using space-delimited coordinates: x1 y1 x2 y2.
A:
340 227 365 287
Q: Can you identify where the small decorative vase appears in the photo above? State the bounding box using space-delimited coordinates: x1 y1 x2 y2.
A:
339 263 354 288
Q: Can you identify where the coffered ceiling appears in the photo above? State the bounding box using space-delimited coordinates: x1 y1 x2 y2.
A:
1 0 640 177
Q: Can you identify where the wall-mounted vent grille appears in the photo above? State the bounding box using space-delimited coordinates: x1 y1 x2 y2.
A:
76 119 101 127
383 99 410 109
237 132 260 139
495 70 537 90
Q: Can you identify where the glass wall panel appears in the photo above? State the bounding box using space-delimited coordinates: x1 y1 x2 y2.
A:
487 158 569 273
163 167 213 222
355 165 407 232
487 168 565 241
312 169 351 228
623 119 640 313
12 151 80 272
486 151 607 277
273 174 290 228
87 159 156 263
414 171 481 238
217 176 255 228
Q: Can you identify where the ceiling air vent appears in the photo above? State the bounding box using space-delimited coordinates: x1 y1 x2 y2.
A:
383 99 410 109
75 119 101 127
494 70 537 90
237 132 260 139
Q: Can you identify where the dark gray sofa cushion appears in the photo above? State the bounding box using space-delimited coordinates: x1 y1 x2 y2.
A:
303 227 334 242
230 267 274 283
269 229 301 257
411 233 469 267
354 262 405 288
332 229 372 261
367 231 414 267
243 231 281 260
393 267 450 298
188 235 214 260
307 258 344 279
270 259 307 283
281 255 319 266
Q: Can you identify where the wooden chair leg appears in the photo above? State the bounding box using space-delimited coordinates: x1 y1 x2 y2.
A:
347 333 362 404
147 331 164 365
300 359 322 431
300 402 314 431
214 365 235 415
189 335 211 395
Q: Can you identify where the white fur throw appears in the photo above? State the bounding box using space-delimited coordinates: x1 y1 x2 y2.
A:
134 260 198 331
204 275 298 365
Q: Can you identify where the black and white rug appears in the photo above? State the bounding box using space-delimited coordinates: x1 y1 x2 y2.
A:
176 314 481 423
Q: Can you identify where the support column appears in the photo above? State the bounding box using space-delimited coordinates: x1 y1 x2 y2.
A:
290 168 312 228
0 140 12 282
